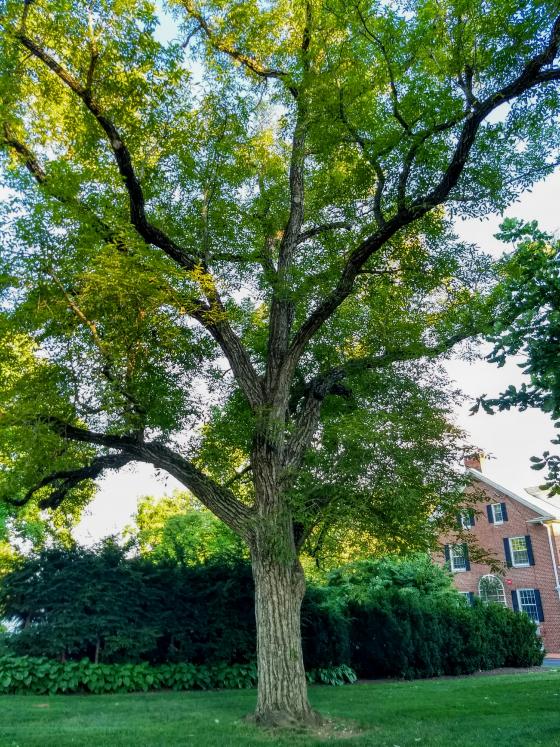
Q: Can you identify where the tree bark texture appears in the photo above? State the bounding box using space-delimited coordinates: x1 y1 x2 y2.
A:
252 549 317 726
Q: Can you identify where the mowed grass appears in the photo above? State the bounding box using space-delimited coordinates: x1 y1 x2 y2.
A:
0 671 559 746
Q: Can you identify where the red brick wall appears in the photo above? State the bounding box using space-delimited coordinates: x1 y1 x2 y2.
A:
436 476 560 653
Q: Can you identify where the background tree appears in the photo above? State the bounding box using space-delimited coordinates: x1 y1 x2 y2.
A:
472 220 560 493
125 491 246 564
1 0 560 725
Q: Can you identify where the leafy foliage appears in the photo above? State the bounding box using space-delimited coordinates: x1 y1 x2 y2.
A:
125 491 247 565
0 655 358 695
323 554 458 603
472 220 560 491
305 664 357 687
0 656 259 694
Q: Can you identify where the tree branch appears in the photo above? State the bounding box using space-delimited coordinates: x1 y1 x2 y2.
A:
283 373 351 471
12 29 264 410
2 123 46 182
287 16 560 366
352 1 414 133
338 88 386 227
8 453 133 509
2 123 135 251
138 441 255 540
296 221 351 244
397 115 465 210
284 323 492 470
28 415 254 539
47 269 147 421
180 0 297 97
190 307 265 409
15 31 199 273
265 5 312 394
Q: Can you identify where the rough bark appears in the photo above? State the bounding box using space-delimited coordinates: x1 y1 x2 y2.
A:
251 531 318 726
249 414 319 725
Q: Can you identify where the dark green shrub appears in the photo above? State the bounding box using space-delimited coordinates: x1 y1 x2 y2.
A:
157 560 255 665
348 592 544 679
348 593 414 678
485 602 543 667
0 548 257 666
0 548 543 678
301 586 351 669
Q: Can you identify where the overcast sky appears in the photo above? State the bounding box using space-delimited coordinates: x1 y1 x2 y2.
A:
73 169 560 543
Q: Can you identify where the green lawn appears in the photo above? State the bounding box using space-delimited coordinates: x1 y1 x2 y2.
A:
0 671 559 746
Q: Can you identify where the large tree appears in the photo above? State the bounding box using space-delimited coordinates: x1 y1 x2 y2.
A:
1 0 560 725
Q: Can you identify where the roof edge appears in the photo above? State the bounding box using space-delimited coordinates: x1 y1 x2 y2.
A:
466 468 559 520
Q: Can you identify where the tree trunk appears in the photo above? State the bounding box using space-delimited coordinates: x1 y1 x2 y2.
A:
251 549 319 726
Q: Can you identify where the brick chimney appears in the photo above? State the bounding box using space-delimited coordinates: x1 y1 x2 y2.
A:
464 452 485 472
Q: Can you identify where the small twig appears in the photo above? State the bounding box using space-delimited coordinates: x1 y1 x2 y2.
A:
224 464 252 488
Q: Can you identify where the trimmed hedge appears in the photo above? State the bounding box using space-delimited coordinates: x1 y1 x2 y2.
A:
0 551 544 680
348 592 544 679
301 586 351 669
0 552 257 666
0 656 356 695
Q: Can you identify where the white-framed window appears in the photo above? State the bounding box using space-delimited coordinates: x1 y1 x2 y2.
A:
509 536 530 567
478 574 507 606
459 591 474 606
491 503 504 524
450 544 468 572
515 588 543 623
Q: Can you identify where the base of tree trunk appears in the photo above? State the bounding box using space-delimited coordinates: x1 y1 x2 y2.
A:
248 706 324 728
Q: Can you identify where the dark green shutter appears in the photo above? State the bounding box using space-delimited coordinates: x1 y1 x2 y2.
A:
511 590 519 612
501 502 508 521
503 538 512 567
525 535 535 566
467 592 475 606
463 544 470 571
487 505 494 523
534 590 544 622
469 509 475 527
444 545 450 563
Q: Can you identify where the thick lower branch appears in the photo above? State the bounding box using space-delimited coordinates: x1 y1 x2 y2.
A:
28 417 254 539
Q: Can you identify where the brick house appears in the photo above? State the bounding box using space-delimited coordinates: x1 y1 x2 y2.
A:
437 455 560 653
